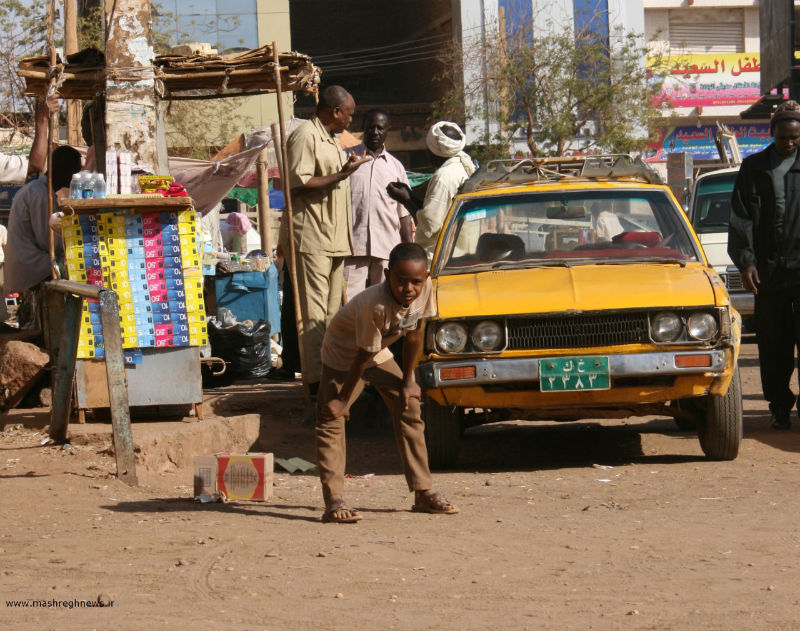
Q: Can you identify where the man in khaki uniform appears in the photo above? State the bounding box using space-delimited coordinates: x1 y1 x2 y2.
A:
283 86 370 393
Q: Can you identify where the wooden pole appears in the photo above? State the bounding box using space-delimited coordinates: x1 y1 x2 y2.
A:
64 0 82 146
45 0 58 280
272 41 309 405
255 146 272 258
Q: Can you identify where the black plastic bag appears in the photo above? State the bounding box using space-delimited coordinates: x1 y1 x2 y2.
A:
208 318 271 379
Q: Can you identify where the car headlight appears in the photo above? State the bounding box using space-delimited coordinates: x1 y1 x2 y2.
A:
435 322 468 353
687 312 718 341
471 320 503 352
651 311 683 342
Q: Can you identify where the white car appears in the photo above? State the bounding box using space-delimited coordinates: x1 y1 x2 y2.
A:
688 167 754 328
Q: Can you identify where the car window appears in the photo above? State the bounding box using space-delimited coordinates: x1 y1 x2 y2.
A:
436 189 701 274
691 173 737 234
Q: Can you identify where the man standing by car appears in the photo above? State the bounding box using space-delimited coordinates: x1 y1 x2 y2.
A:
343 108 413 301
729 100 800 429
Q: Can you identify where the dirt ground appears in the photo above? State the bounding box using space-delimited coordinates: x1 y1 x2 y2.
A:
3 341 800 630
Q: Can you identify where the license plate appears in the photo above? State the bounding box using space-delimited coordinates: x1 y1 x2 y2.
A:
539 356 610 392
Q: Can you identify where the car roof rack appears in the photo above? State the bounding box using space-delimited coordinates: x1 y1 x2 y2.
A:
460 154 664 193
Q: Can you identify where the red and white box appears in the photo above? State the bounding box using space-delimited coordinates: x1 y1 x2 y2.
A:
193 452 274 501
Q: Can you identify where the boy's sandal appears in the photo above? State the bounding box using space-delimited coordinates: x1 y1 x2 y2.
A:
322 499 363 523
412 491 459 515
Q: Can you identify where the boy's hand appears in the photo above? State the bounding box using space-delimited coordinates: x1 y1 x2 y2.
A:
401 380 422 411
322 396 350 421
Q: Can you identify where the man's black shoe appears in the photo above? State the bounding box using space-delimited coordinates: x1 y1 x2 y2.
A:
771 409 791 430
267 366 297 381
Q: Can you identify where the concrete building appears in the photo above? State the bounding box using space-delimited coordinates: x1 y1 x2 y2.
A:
643 0 771 166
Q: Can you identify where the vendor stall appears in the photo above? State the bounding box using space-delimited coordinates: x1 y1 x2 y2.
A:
60 196 208 418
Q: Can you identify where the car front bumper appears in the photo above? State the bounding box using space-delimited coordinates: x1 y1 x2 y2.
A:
418 349 733 409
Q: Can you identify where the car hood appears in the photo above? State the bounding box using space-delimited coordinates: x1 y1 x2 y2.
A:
434 264 716 318
698 232 734 268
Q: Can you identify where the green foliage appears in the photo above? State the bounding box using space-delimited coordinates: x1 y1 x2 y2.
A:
433 6 672 158
165 97 252 160
0 0 51 131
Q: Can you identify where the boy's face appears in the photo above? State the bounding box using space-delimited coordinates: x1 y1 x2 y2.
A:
385 259 428 308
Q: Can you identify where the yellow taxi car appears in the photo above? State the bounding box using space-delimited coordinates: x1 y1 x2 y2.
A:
417 156 742 468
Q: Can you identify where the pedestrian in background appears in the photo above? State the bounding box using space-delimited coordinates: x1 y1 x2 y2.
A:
387 120 476 262
729 99 800 429
343 108 413 302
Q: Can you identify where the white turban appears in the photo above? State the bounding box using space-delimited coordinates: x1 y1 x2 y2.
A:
426 121 476 176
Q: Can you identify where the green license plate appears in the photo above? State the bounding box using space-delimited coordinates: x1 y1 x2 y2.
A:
539 356 610 392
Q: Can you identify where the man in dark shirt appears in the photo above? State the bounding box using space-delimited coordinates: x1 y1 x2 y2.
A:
729 100 800 429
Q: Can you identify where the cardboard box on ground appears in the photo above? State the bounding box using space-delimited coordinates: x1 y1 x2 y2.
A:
194 452 273 501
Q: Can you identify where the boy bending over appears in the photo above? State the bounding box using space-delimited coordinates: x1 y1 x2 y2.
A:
317 242 459 523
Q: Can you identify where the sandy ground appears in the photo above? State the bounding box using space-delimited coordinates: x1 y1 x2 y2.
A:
3 341 800 630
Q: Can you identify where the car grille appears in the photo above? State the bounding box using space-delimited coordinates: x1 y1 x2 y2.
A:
723 269 744 291
506 312 650 350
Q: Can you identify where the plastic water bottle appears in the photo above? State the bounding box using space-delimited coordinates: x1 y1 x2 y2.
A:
70 172 83 199
93 172 106 198
81 171 95 199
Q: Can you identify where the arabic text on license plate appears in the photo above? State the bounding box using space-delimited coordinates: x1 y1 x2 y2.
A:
539 356 610 392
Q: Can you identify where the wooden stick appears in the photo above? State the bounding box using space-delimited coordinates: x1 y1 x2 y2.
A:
255 146 272 258
273 41 309 405
45 0 57 279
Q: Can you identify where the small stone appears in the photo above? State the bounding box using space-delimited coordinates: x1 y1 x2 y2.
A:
196 539 206 545
265 552 279 558
317 551 327 558
627 610 640 616
335 593 344 599
485 480 492 486
176 559 188 567
767 585 775 591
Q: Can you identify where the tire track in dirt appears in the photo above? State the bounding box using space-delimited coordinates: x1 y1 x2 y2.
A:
190 547 230 604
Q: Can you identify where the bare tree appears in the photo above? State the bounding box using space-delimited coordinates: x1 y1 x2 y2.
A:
434 5 671 159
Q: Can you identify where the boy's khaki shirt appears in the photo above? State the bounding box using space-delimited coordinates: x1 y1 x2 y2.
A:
322 278 436 371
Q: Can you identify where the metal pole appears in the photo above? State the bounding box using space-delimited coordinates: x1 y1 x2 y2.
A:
272 41 310 405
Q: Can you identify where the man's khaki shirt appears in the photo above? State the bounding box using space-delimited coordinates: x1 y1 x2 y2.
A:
285 116 353 257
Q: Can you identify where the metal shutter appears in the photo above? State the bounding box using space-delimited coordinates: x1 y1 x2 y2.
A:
668 14 744 54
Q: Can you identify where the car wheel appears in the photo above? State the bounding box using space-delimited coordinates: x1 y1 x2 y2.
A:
422 394 460 469
698 365 742 460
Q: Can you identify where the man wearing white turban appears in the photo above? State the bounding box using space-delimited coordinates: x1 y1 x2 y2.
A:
388 121 475 262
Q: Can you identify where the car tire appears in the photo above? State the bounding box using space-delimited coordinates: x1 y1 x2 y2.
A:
698 365 742 460
422 394 460 470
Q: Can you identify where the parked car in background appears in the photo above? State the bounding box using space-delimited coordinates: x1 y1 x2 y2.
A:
688 167 754 330
417 156 743 469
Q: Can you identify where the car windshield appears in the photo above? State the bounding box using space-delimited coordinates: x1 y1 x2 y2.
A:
435 188 701 275
690 172 737 234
